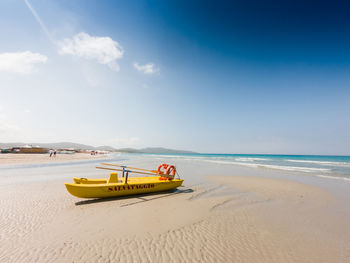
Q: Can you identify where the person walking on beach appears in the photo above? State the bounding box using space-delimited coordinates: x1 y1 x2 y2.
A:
54 150 56 157
49 150 53 157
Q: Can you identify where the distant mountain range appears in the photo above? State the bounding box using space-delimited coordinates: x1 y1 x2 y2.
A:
116 147 196 154
0 142 196 154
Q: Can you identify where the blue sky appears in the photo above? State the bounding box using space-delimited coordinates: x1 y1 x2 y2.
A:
0 0 349 154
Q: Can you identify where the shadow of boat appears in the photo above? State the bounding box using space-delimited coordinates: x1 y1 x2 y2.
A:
75 187 194 206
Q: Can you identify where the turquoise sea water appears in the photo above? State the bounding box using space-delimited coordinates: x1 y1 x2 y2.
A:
138 153 350 178
1 153 349 183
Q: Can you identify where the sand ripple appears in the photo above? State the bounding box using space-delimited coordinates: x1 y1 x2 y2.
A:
1 174 350 262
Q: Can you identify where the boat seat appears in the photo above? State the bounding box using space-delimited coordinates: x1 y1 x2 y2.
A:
107 172 118 184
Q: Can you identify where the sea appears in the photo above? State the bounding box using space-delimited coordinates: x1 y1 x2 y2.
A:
134 153 350 179
1 153 350 184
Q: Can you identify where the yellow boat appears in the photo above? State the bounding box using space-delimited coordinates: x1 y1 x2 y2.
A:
65 163 184 199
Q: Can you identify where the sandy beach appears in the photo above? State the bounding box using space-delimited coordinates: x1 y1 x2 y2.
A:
1 155 350 262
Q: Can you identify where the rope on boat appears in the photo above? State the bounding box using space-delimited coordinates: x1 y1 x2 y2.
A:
175 169 181 180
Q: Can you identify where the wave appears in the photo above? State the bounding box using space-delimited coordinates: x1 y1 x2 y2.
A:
313 174 350 181
148 154 270 162
140 153 348 174
257 164 331 173
286 159 350 166
145 154 198 159
235 157 270 162
203 160 331 173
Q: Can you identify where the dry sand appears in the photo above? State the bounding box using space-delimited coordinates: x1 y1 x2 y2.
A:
1 158 350 262
0 153 108 165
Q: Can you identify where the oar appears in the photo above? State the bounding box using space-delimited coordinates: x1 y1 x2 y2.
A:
96 166 157 176
100 163 159 174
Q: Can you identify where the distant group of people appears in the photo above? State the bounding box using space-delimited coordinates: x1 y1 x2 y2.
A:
91 151 98 155
49 150 56 157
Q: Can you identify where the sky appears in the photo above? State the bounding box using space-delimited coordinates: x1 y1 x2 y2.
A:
0 0 349 155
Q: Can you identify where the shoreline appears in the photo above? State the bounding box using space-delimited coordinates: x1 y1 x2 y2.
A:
0 153 109 166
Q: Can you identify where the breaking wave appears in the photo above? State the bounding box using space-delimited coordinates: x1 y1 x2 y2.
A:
203 160 331 173
235 158 270 162
286 159 350 166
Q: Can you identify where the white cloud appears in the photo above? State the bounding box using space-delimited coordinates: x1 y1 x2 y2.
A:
58 32 124 72
0 51 47 74
133 62 159 75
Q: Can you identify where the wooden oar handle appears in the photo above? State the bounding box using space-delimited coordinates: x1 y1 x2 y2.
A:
96 166 156 176
100 163 159 174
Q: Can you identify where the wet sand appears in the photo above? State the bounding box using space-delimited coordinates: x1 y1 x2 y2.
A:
1 157 350 262
0 153 108 165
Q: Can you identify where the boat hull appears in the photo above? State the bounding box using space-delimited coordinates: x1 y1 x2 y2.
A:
65 177 183 199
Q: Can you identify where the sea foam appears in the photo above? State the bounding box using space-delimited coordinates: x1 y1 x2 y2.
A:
203 160 331 173
286 159 350 166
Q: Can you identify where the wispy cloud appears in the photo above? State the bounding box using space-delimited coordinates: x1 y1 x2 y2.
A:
58 32 124 72
0 51 47 74
133 63 159 75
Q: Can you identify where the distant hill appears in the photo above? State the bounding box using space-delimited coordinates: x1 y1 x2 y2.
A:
0 142 196 154
140 147 196 154
95 145 116 152
38 142 100 150
116 148 141 153
0 142 113 151
116 147 196 154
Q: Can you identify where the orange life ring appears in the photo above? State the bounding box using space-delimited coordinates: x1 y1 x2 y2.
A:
157 163 169 175
165 165 176 180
